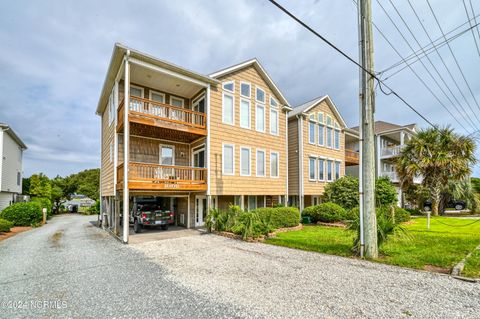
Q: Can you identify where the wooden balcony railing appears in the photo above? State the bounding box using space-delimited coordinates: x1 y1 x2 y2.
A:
117 162 207 191
345 149 360 165
117 96 206 133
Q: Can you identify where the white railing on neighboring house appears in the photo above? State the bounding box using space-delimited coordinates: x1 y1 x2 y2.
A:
380 145 404 158
380 171 399 183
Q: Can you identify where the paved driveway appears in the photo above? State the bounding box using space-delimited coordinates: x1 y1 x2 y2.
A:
0 214 479 318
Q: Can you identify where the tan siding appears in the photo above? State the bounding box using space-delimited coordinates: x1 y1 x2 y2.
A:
209 66 288 196
288 117 299 195
101 111 115 196
302 100 346 196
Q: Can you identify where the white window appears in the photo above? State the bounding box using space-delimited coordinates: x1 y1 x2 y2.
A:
334 129 340 150
248 196 257 211
318 112 324 123
109 142 113 163
222 144 235 175
327 127 333 148
160 145 174 165
335 161 341 180
170 96 184 108
318 159 325 181
309 157 316 180
222 93 234 125
309 121 316 144
256 87 265 103
150 91 165 103
327 160 333 181
270 152 279 178
256 104 265 132
240 99 251 129
223 81 234 93
240 82 250 97
129 86 144 112
256 149 266 177
240 147 251 176
270 97 278 108
318 124 325 146
130 86 143 97
270 109 278 135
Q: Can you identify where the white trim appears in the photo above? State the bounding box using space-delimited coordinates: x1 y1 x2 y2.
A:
308 120 316 144
222 92 235 126
298 116 304 211
240 98 251 129
318 158 325 181
129 57 209 87
159 144 175 165
270 151 280 178
222 143 235 176
255 86 266 104
308 157 316 181
270 108 279 136
149 90 166 103
318 123 325 146
191 144 206 168
270 96 278 108
256 148 266 177
222 80 235 93
206 85 211 195
334 128 341 150
240 146 251 176
192 94 205 112
130 84 144 98
289 95 347 128
240 81 251 98
169 95 185 108
326 159 333 182
255 104 265 132
334 160 341 180
209 58 290 107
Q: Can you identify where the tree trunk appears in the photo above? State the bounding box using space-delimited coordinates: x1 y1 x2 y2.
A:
431 185 441 216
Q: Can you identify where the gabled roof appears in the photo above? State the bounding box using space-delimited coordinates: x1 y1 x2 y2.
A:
350 120 416 135
288 95 347 128
0 123 27 149
96 43 219 115
210 58 291 109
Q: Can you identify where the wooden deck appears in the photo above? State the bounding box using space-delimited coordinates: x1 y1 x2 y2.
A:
116 96 207 139
117 162 207 191
345 149 360 166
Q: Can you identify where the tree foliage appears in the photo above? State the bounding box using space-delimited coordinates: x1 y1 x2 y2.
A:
396 127 476 215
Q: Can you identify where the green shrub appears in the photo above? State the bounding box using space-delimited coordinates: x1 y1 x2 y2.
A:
231 211 267 239
345 207 360 221
205 205 241 233
348 207 409 254
0 218 13 232
405 208 422 216
377 206 411 223
323 176 359 210
302 202 347 223
375 177 398 206
88 200 100 215
0 202 43 226
31 197 52 217
253 207 300 229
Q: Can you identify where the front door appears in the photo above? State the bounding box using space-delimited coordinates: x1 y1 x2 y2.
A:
195 195 207 227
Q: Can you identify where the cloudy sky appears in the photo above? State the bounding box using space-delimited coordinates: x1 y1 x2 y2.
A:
1 0 479 177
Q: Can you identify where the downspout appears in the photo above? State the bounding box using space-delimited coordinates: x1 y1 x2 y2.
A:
297 114 304 211
122 50 130 244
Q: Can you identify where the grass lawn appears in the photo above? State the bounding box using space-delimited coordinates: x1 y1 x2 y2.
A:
463 249 480 278
266 217 480 277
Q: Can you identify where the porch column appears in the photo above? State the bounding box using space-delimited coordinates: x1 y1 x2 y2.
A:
114 197 120 235
122 51 130 244
187 193 191 229
299 195 304 212
239 195 245 211
376 135 381 177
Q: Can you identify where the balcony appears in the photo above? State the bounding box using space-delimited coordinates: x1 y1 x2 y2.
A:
117 162 207 191
380 145 404 158
345 149 359 166
117 96 207 142
380 171 399 183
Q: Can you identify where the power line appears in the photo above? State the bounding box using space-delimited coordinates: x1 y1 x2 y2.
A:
469 0 480 52
264 0 435 127
404 0 480 130
375 0 475 133
463 0 480 58
426 0 480 121
381 19 480 76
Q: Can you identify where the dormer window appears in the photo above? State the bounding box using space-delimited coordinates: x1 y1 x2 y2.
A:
240 82 250 97
256 87 265 103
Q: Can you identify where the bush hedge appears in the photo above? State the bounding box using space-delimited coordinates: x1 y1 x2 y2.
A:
0 202 43 226
253 207 300 229
346 205 411 224
0 218 13 232
302 202 347 223
31 197 52 217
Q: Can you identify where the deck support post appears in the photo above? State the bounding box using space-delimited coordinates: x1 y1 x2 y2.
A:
122 51 130 244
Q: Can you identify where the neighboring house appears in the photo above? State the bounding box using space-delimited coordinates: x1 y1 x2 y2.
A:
287 95 349 211
345 120 419 205
0 124 27 211
96 43 291 240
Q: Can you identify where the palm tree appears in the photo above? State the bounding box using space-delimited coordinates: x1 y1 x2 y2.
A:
396 127 476 215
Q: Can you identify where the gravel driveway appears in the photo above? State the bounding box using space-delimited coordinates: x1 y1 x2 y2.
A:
133 234 480 319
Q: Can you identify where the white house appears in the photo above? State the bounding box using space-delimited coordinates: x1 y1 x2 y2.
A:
0 124 27 211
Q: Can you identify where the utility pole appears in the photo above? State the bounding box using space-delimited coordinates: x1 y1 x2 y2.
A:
358 0 378 258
